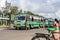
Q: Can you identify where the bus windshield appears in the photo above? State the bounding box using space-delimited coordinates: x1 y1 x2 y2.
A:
17 16 25 20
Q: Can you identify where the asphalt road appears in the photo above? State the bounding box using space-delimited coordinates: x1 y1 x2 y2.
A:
0 28 60 40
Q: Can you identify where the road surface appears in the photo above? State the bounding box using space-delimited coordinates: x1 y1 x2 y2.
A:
0 28 60 40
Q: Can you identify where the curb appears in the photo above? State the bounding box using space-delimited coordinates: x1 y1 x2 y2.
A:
0 26 9 30
0 28 5 30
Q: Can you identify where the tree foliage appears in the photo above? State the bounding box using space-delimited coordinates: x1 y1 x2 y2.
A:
0 11 2 15
18 9 22 14
25 11 34 15
25 11 44 18
11 6 18 14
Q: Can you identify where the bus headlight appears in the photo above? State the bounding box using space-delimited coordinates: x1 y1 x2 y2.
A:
23 20 25 23
14 21 17 23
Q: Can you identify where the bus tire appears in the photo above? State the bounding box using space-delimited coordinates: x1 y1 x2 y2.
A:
15 27 17 30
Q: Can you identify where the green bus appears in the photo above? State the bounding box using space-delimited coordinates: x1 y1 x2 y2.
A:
13 14 44 30
13 14 54 30
44 18 54 28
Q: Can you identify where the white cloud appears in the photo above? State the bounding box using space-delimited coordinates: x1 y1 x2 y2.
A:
0 0 6 8
17 0 40 12
46 0 52 5
0 0 60 19
30 3 40 11
19 0 25 9
38 13 57 19
7 0 11 3
55 10 60 18
38 13 49 18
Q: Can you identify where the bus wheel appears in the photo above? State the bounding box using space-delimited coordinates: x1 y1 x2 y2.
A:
15 27 17 30
16 27 20 30
19 27 21 30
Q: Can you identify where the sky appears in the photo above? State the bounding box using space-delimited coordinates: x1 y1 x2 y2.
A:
0 0 60 19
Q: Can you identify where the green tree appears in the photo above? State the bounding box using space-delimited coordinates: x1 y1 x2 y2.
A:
24 11 27 14
5 6 18 15
11 6 18 14
5 6 18 23
24 11 44 18
0 11 2 15
0 11 2 17
26 11 34 15
18 9 23 14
